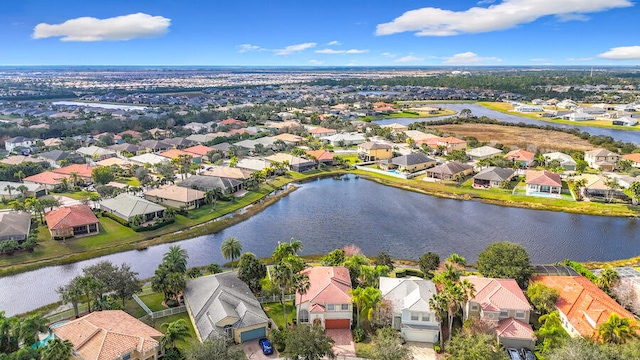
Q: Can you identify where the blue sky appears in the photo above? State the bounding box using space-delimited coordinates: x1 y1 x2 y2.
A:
1 0 639 66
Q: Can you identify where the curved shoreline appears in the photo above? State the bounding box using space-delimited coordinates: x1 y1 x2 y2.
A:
1 170 638 277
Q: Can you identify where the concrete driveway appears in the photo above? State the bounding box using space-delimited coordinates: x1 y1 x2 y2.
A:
242 339 280 360
325 329 356 357
406 342 436 360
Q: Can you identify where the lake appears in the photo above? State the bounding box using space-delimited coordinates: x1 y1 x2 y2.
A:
1 176 639 316
52 101 148 111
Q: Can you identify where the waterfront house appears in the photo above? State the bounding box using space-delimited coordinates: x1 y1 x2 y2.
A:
306 150 335 166
265 153 316 172
563 112 595 121
381 123 409 133
144 185 205 210
178 175 243 194
297 266 353 329
358 142 393 162
184 272 270 343
504 149 535 168
584 148 620 171
467 146 503 161
622 153 640 168
100 193 165 223
201 166 253 182
386 153 436 173
435 137 467 155
379 277 440 342
0 210 31 243
45 204 99 239
612 116 638 126
543 152 577 171
525 170 562 198
424 162 473 181
129 153 169 166
514 104 544 113
531 276 638 339
53 310 163 360
472 167 515 189
462 276 535 350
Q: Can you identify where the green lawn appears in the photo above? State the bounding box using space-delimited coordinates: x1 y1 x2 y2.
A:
123 297 148 318
153 313 198 351
355 337 375 359
138 292 167 312
262 301 296 330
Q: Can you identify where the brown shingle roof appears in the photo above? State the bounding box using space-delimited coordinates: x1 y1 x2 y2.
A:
53 310 162 360
45 204 98 230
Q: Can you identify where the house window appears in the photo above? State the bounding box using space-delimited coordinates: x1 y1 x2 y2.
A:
515 310 525 319
341 304 349 311
410 312 419 321
327 304 335 311
499 310 509 318
471 303 479 311
299 310 309 323
421 313 430 322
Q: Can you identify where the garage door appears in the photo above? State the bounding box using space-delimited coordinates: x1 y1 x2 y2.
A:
402 328 438 343
240 327 266 343
325 319 350 329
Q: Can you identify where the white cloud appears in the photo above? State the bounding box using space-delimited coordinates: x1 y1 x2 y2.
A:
237 44 262 53
33 13 170 41
327 40 340 46
315 48 369 54
274 42 316 55
381 52 397 58
443 52 502 64
376 0 632 36
309 60 324 65
395 55 424 63
566 57 594 61
598 46 640 60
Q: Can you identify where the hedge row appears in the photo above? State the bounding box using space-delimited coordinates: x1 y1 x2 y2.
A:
562 260 597 281
132 218 175 232
100 211 130 226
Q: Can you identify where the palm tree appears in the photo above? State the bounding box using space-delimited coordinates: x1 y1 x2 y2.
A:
429 293 448 351
3 184 16 198
596 268 620 295
18 314 48 347
272 238 303 263
220 237 242 268
15 185 28 199
41 338 74 360
160 319 191 350
597 313 639 344
57 280 83 318
163 245 189 274
272 254 307 327
350 286 382 328
13 170 25 183
0 311 18 353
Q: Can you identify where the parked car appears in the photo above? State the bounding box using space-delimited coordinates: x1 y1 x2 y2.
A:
258 338 274 355
507 348 523 360
521 348 536 360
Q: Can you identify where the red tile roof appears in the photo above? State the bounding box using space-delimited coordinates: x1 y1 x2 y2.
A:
23 171 66 185
504 149 535 162
439 136 467 145
53 310 162 360
531 276 637 338
219 118 247 125
306 150 334 162
184 145 214 156
622 153 640 163
159 148 199 160
45 204 99 230
525 170 562 187
297 266 352 305
52 164 97 179
463 276 531 312
496 318 536 340
308 127 336 135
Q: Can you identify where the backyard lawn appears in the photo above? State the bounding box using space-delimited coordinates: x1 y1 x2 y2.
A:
262 301 296 330
153 313 198 351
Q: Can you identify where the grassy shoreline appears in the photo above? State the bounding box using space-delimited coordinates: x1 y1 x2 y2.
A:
1 168 638 277
477 101 640 131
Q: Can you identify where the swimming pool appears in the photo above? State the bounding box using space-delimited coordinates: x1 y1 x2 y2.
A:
34 320 69 348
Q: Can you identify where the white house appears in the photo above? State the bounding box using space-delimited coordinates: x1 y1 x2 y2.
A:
562 112 595 121
514 105 544 113
613 116 638 126
4 136 36 153
379 277 440 343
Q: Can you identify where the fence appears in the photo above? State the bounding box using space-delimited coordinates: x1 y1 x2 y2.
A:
256 294 295 304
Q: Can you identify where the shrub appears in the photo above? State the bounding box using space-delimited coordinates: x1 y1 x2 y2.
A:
132 218 175 232
270 328 288 352
101 211 130 226
353 327 365 343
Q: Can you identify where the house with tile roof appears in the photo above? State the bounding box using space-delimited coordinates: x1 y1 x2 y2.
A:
436 137 467 154
380 277 440 342
584 148 620 171
358 142 393 162
297 266 353 329
144 185 205 210
184 145 215 160
265 153 316 172
387 153 436 173
218 118 248 127
622 153 640 168
308 127 337 138
0 210 31 243
23 171 67 189
138 140 171 153
381 123 409 133
462 276 535 350
473 167 515 189
273 133 305 145
53 310 163 360
45 204 99 239
504 149 536 168
159 148 201 163
424 162 473 181
184 272 270 343
525 170 562 198
52 164 97 182
306 150 335 166
76 145 117 161
100 193 165 222
129 153 169 166
531 276 638 339
178 175 244 194
201 166 253 181
163 137 195 149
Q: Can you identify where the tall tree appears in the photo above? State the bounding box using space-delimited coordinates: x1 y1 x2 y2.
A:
597 313 639 345
272 238 303 263
285 324 336 360
163 245 189 274
57 278 83 318
220 237 242 268
113 263 142 307
41 338 74 360
272 254 308 327
526 282 559 314
18 314 48 347
350 286 382 328
476 241 533 288
419 252 440 279
237 252 267 294
371 327 412 360
161 319 191 350
535 310 569 354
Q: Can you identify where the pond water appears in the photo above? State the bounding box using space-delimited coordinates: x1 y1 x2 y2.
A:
1 176 639 315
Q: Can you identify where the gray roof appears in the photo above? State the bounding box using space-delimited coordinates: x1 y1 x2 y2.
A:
39 149 74 161
100 193 165 220
473 167 515 181
0 181 45 196
139 140 170 150
428 161 473 175
391 153 435 167
6 136 34 144
163 137 195 148
109 143 141 153
184 272 269 340
211 142 232 152
380 277 437 314
0 210 31 241
178 175 243 192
